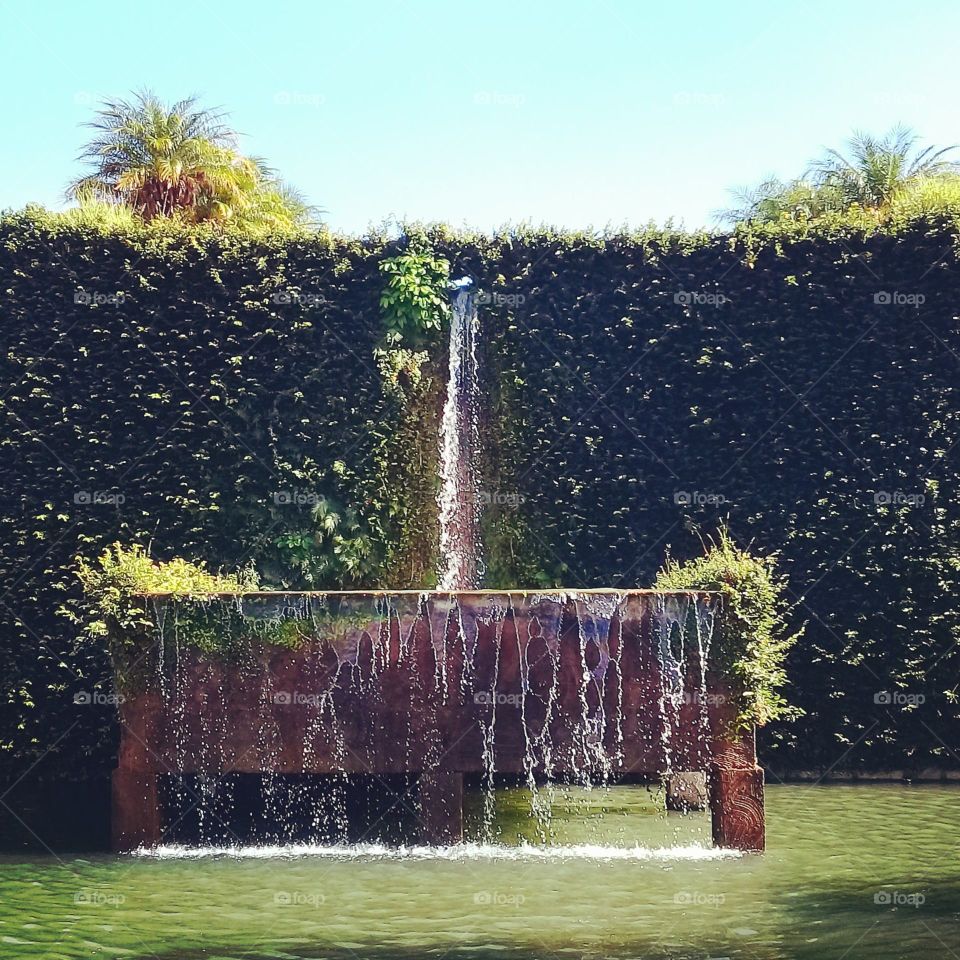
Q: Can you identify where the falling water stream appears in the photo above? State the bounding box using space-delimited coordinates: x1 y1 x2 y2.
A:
437 277 482 590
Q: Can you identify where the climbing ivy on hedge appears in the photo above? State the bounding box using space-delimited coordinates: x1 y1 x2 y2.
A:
2 207 960 784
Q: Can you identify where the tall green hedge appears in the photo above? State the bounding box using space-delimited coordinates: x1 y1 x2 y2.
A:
470 220 960 773
1 208 959 783
0 211 440 780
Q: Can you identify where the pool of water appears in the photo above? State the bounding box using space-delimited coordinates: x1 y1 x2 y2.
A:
1 783 958 959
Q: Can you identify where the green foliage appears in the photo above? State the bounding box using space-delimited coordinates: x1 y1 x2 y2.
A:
723 125 960 224
270 495 380 587
160 603 309 658
886 176 960 222
75 544 251 636
378 249 450 345
475 218 960 772
68 89 316 232
719 177 847 225
369 248 449 584
3 209 960 783
810 126 958 209
0 210 441 780
375 347 431 398
72 544 256 687
655 529 802 727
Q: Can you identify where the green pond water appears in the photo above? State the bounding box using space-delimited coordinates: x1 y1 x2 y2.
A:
1 783 958 959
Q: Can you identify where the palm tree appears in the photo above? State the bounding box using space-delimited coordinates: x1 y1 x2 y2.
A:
230 181 321 232
69 90 314 229
809 125 958 208
718 177 844 225
720 126 959 224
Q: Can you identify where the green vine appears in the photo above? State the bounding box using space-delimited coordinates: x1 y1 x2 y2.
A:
370 244 450 586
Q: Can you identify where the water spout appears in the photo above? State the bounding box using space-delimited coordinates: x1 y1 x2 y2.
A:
438 277 482 590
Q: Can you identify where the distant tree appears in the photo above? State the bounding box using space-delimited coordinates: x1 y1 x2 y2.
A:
810 125 958 208
719 177 844 224
720 126 959 224
68 90 315 230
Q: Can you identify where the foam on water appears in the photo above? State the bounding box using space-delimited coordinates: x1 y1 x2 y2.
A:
136 841 739 862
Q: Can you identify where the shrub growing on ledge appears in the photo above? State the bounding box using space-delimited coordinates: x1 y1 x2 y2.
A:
75 546 337 692
73 544 256 663
655 529 802 727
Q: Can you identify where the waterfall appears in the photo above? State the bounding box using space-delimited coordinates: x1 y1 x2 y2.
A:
132 273 725 851
437 278 482 590
147 590 717 848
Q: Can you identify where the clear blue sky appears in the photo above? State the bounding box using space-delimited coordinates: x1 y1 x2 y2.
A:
1 0 957 233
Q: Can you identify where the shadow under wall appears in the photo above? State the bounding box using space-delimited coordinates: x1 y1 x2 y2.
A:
0 776 111 852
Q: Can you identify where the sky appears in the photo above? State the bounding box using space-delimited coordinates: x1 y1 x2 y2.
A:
1 0 958 234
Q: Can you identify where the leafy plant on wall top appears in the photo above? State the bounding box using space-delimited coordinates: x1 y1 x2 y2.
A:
378 248 450 347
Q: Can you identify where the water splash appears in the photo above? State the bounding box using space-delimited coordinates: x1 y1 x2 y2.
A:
151 592 717 847
137 841 738 861
437 278 482 590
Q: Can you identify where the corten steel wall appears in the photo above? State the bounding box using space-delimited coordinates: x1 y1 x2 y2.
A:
111 590 764 851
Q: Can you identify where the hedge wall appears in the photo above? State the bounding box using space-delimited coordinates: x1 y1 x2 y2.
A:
470 222 960 773
1 210 959 784
0 212 440 783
